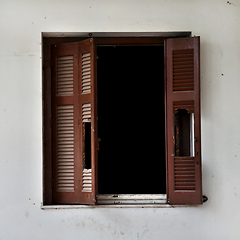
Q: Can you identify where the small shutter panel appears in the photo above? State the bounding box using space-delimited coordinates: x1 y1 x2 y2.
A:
78 39 98 204
166 37 202 204
52 42 81 204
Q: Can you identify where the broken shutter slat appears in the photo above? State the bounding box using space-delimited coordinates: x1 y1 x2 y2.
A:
166 37 202 204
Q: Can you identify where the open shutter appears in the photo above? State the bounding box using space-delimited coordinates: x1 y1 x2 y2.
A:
52 39 97 204
78 39 98 204
166 37 202 204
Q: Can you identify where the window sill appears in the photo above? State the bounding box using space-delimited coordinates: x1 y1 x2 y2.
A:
42 194 179 209
41 204 198 209
41 204 172 209
41 194 201 209
97 194 167 205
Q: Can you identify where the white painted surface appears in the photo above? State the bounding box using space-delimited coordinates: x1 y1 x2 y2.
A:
0 0 240 239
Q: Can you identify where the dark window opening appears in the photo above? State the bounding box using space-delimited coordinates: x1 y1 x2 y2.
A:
97 46 166 194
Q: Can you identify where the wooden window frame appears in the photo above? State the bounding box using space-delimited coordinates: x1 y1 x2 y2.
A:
42 33 202 206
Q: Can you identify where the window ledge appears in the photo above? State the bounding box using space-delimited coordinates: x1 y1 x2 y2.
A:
41 204 198 209
42 194 182 209
41 204 170 209
41 194 200 209
97 194 167 205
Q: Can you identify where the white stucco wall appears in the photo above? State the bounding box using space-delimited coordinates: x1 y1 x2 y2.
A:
0 0 240 239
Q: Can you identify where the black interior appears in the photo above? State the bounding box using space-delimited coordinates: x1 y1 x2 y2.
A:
97 46 166 194
174 109 191 157
84 122 92 169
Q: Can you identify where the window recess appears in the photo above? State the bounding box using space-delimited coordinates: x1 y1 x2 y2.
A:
43 35 202 206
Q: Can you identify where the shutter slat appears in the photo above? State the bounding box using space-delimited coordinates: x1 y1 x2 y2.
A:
82 75 91 80
58 66 73 71
173 79 194 84
58 155 74 159
57 56 74 61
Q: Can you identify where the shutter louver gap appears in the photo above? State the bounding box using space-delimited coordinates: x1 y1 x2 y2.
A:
173 49 194 92
82 103 92 192
57 56 74 96
57 105 75 192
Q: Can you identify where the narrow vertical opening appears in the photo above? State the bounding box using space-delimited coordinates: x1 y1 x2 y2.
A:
83 122 92 169
174 109 194 157
190 113 195 157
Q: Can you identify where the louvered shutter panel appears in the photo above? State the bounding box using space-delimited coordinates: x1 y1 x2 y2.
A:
52 39 97 204
52 42 81 204
78 39 98 204
166 37 202 204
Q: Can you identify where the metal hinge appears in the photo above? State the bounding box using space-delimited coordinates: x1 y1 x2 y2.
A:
202 195 208 203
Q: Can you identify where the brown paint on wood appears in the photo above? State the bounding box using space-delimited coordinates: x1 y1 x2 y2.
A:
52 42 82 204
78 38 98 205
166 37 202 204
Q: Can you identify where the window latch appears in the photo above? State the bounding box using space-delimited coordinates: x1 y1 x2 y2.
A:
97 138 101 150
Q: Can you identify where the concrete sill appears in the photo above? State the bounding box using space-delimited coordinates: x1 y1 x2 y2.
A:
41 194 198 209
41 204 198 209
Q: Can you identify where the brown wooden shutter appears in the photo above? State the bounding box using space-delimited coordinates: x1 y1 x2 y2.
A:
78 39 98 204
52 39 97 204
166 37 202 204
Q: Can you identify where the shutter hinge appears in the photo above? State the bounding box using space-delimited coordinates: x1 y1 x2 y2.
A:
202 195 208 203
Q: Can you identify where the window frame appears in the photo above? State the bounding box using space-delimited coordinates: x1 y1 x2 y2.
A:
42 32 201 206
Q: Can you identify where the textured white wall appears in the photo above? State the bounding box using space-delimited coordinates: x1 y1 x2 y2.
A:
0 0 240 239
